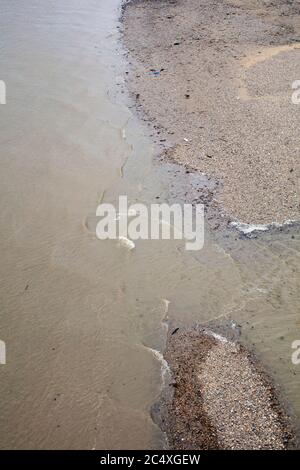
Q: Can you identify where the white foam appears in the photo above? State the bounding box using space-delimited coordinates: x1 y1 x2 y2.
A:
146 346 171 387
230 219 296 234
161 298 170 314
208 331 230 344
204 329 240 353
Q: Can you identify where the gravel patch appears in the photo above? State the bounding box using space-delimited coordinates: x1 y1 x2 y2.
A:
160 327 294 450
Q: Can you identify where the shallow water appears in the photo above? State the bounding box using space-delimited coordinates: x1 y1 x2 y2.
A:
0 0 299 449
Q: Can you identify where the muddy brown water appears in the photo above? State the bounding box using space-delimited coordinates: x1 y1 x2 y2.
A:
0 0 299 449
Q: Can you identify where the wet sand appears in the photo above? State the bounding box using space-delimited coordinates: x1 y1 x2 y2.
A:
122 0 300 225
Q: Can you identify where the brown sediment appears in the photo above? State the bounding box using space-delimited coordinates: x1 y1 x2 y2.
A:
162 329 219 449
161 327 294 450
122 0 300 225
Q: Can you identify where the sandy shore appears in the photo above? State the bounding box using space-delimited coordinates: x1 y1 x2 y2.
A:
158 326 294 450
122 0 300 225
122 0 298 449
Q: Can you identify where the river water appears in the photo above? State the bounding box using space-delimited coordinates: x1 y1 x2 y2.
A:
0 0 299 449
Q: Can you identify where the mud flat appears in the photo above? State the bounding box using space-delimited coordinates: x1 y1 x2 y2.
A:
122 0 300 225
157 326 295 450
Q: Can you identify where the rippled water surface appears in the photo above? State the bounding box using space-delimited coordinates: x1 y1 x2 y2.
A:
0 0 299 449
